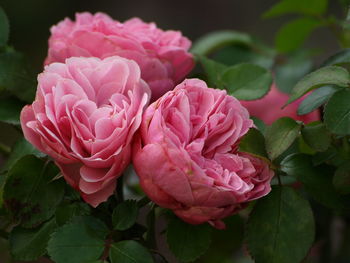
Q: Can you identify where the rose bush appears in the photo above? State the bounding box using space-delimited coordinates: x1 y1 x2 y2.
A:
20 56 150 207
240 84 320 124
45 12 194 100
133 78 274 228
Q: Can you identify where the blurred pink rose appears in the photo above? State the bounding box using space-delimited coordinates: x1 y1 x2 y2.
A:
133 79 274 228
21 56 150 207
240 84 320 125
45 12 194 101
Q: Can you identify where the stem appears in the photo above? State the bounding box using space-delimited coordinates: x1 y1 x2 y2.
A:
343 137 350 155
100 233 113 261
146 205 157 249
137 196 151 208
116 174 124 203
277 173 282 186
0 143 10 156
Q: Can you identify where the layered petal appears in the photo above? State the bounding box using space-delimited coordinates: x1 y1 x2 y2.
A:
21 56 150 207
45 12 194 101
133 78 274 228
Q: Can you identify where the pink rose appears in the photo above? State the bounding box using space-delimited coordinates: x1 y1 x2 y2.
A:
240 84 320 125
20 56 150 207
133 79 274 228
45 12 194 101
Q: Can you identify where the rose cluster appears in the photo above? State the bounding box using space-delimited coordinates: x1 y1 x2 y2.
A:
20 12 286 227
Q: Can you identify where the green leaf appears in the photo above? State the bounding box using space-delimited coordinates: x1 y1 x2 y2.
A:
275 51 312 93
55 202 91 226
198 56 227 87
0 7 9 47
298 85 340 115
3 155 64 227
112 200 139 231
333 162 350 195
0 97 24 125
109 240 154 263
191 30 252 56
275 17 323 53
0 138 44 207
322 49 350 66
9 218 57 261
324 89 350 135
287 66 350 105
0 50 36 102
1 138 43 173
263 0 328 18
246 186 315 263
265 117 301 160
312 146 338 166
47 216 108 263
167 217 212 262
239 128 268 159
301 122 331 152
199 216 244 263
281 153 345 209
212 45 274 69
251 117 266 133
221 63 272 100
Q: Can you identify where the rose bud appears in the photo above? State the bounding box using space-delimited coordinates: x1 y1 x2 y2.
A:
20 56 150 207
240 84 320 125
133 79 274 228
45 12 194 101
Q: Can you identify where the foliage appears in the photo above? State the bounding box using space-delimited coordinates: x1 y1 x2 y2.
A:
1 0 350 262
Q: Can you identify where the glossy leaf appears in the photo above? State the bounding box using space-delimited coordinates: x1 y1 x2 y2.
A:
287 66 350 105
47 216 108 263
275 52 312 93
263 0 328 18
324 89 350 135
301 122 331 152
10 218 57 261
3 156 64 227
212 45 274 69
322 48 350 66
191 30 252 56
112 200 139 231
221 63 272 100
55 202 91 226
198 56 227 87
167 217 212 262
199 216 244 263
109 240 154 263
281 153 345 209
239 128 268 159
265 117 301 160
246 186 315 263
1 138 43 173
275 18 323 53
0 97 23 125
0 50 36 102
297 85 341 115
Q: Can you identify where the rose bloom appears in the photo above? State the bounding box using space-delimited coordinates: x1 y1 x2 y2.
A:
133 79 274 228
45 12 194 101
240 84 320 125
21 56 150 207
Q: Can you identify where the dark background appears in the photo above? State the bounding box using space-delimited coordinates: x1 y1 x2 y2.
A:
0 0 344 71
